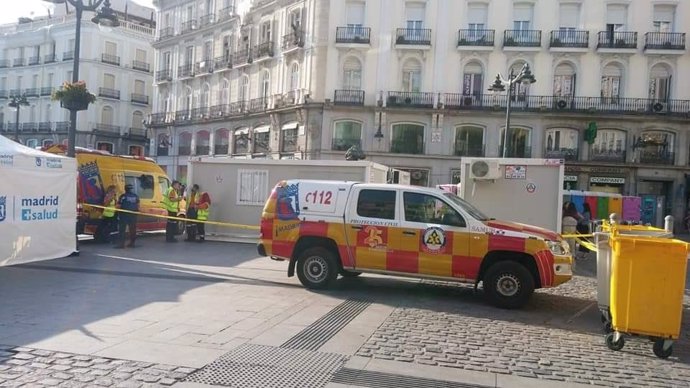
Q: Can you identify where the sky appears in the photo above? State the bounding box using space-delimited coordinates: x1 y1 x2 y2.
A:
0 0 155 25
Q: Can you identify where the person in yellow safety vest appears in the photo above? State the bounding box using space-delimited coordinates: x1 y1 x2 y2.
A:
95 185 118 243
162 180 183 242
184 184 199 242
195 186 211 242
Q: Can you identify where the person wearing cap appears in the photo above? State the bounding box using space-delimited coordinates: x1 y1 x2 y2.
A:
162 180 183 242
95 185 118 243
115 183 140 249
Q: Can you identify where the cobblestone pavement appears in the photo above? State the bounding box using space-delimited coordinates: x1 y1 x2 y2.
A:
355 274 690 388
0 345 193 387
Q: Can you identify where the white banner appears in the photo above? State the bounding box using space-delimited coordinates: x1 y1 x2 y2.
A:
0 154 76 266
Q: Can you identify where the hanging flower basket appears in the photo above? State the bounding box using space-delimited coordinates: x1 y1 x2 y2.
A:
52 81 96 111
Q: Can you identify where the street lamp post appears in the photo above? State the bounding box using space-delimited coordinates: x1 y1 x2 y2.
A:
9 94 30 143
44 0 119 157
488 64 536 158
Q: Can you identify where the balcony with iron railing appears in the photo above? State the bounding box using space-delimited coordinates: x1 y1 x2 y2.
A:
228 101 247 115
544 147 579 161
391 139 424 154
38 122 52 132
22 122 38 132
9 89 21 98
181 20 198 34
94 123 121 134
28 56 40 65
336 27 371 44
24 88 39 97
157 26 174 41
332 138 361 151
590 147 626 163
98 88 120 99
175 110 192 122
55 121 69 133
395 28 432 45
597 31 637 49
101 54 120 66
195 60 214 74
132 60 150 72
44 53 56 63
0 59 8 68
214 55 233 70
638 150 674 165
40 86 54 96
13 58 26 67
457 29 495 47
644 32 685 50
200 13 215 25
0 90 8 99
282 30 305 50
131 93 149 105
156 69 172 82
127 128 147 139
178 63 194 78
334 90 365 105
499 145 532 158
248 97 269 112
218 6 235 22
504 30 542 47
63 50 74 61
191 107 210 120
549 30 589 48
454 144 485 157
253 42 274 59
387 91 434 108
148 113 167 126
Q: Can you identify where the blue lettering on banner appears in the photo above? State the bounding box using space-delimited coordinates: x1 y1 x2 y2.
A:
46 158 63 169
0 196 6 222
35 157 42 167
20 195 60 221
0 154 13 166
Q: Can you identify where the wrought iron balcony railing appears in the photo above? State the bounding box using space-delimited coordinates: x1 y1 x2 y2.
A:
549 30 589 48
158 27 174 40
644 32 685 50
454 145 485 157
127 128 147 138
13 58 26 67
590 148 626 163
55 122 69 133
175 110 192 122
94 123 120 133
195 60 214 74
457 29 495 47
24 88 40 97
282 30 305 50
156 69 172 82
504 30 542 47
101 54 120 66
638 150 674 165
63 51 74 61
40 87 55 96
544 148 579 161
253 41 274 59
199 13 215 25
391 139 424 154
132 60 150 72
0 90 8 99
178 63 194 78
334 90 365 105
38 122 52 132
234 49 250 65
387 91 434 108
98 88 120 99
181 20 197 34
131 93 149 105
336 27 371 44
28 56 40 65
0 59 8 68
248 97 268 112
214 56 233 70
44 54 56 63
395 28 432 45
597 31 637 49
218 6 235 22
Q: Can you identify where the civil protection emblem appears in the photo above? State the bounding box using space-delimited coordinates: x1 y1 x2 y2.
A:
0 196 6 222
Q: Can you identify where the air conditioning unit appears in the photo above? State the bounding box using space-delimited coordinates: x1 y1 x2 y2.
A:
652 102 667 113
470 159 501 180
556 98 569 110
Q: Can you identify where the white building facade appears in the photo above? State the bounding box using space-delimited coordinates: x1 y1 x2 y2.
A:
0 0 156 155
148 0 690 228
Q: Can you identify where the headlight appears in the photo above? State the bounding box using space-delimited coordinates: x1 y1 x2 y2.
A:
546 240 570 255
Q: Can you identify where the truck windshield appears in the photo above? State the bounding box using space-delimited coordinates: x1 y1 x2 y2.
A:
443 192 490 221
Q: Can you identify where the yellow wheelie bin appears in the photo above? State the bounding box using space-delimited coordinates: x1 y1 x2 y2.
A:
604 234 689 359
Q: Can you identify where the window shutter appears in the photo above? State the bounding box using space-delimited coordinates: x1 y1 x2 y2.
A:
653 5 674 22
559 4 579 27
467 4 487 24
346 2 365 25
513 4 533 22
405 3 425 22
607 5 626 25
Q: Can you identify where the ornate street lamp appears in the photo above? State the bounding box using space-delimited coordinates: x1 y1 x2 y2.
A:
488 63 537 158
9 94 30 143
43 0 119 157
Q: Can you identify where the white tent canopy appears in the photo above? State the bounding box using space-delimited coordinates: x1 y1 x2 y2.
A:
0 135 77 266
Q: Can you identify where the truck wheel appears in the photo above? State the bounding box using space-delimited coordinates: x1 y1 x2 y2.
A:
296 247 338 290
483 261 535 309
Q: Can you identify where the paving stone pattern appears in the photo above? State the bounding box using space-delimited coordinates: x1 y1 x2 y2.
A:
356 276 690 388
0 345 194 387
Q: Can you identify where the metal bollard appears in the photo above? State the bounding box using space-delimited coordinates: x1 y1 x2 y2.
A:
609 213 618 225
665 215 674 234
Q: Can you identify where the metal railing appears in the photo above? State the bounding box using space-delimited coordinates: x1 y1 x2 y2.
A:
391 139 424 154
132 60 150 72
597 31 637 49
0 90 8 99
457 29 495 47
282 30 305 50
638 150 674 165
9 89 21 98
499 145 532 158
178 63 194 78
395 28 432 45
228 101 247 114
336 27 371 44
158 26 174 40
175 110 192 122
38 122 52 131
253 41 274 59
454 145 485 157
504 30 542 47
28 56 40 65
98 88 120 99
234 48 250 65
644 32 685 50
195 60 214 74
248 97 269 112
387 91 434 108
191 107 210 120
334 90 365 105
131 93 149 105
544 148 579 161
148 113 167 125
199 13 215 25
590 148 626 162
21 122 38 132
94 123 120 133
0 59 8 68
549 30 589 48
55 122 69 132
13 58 25 67
101 54 120 65
156 69 172 82
214 55 233 69
128 128 147 138
332 138 361 151
181 20 197 34
44 54 56 63
24 88 39 97
218 6 235 22
63 51 74 61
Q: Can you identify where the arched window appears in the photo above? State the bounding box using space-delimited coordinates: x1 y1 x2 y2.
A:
129 145 143 156
454 126 484 156
590 129 626 162
402 59 422 92
544 128 579 160
195 130 210 155
260 70 270 99
391 123 424 154
289 62 300 91
509 61 530 101
214 128 229 154
343 57 362 90
200 84 211 115
239 76 249 101
253 125 270 154
462 62 483 98
649 64 671 102
233 128 249 154
26 139 38 148
97 141 114 153
553 63 576 97
178 131 192 155
281 122 298 153
499 127 531 157
332 121 362 151
220 79 230 105
635 130 674 165
601 63 623 103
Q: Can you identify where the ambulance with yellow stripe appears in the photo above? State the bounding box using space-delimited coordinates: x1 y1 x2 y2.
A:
258 180 573 309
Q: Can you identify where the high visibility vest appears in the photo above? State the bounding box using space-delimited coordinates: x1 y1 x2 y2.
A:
161 187 178 212
197 192 210 220
102 198 116 218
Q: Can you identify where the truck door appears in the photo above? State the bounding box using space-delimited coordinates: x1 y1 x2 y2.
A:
344 187 400 271
398 191 470 278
